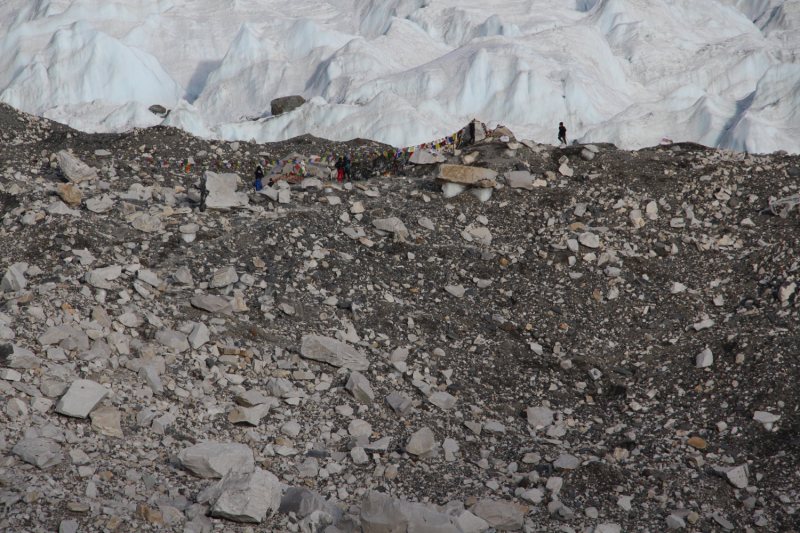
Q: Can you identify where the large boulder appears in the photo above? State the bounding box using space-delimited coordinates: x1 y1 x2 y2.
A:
197 468 281 523
436 165 497 188
271 95 306 116
1 262 28 293
0 343 41 369
300 335 369 371
178 442 255 479
470 500 525 531
409 150 446 165
360 491 462 533
56 150 97 183
278 487 344 523
203 171 244 209
54 379 110 418
12 437 63 470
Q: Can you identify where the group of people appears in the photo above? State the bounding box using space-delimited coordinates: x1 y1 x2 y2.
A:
251 123 569 192
252 155 353 191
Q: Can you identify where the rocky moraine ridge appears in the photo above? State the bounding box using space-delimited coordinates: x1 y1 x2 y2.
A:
0 102 798 533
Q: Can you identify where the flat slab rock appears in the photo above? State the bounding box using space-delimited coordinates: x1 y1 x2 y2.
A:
191 294 233 315
55 379 110 418
471 499 526 531
360 491 462 533
300 335 369 370
12 437 64 470
436 164 498 188
178 442 255 479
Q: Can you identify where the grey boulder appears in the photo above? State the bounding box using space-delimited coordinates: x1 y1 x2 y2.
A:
300 335 369 370
210 266 239 288
526 406 554 429
346 371 375 405
191 294 233 315
204 172 244 209
471 499 525 531
406 427 437 456
12 437 63 470
179 442 255 479
360 491 462 533
0 343 41 369
55 379 110 418
56 150 97 183
1 262 28 292
278 487 344 523
198 468 281 523
155 330 190 352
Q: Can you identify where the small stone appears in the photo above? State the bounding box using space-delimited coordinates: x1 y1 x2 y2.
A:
687 436 707 450
726 464 749 488
445 285 466 298
59 519 79 533
428 391 457 410
210 266 239 288
385 392 413 415
553 454 580 471
139 365 163 395
578 232 600 249
753 411 780 431
57 183 82 207
527 406 554 429
348 419 372 438
346 371 375 405
350 447 369 465
696 348 713 368
90 406 123 437
188 322 210 349
406 428 436 456
666 514 686 529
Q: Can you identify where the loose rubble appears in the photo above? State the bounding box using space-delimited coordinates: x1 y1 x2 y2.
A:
0 103 798 532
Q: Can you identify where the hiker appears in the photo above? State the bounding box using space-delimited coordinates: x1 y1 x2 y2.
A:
199 175 209 212
558 122 567 145
254 165 264 191
343 156 352 181
335 157 344 181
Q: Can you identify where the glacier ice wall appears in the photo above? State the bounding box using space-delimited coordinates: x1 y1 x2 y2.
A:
1 0 799 152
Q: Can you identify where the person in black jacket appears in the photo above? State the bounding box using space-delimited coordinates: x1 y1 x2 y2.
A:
254 165 264 191
558 122 567 145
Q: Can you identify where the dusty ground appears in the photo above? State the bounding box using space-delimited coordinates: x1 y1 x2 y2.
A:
0 102 798 533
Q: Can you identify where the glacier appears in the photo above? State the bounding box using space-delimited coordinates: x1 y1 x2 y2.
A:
0 0 798 153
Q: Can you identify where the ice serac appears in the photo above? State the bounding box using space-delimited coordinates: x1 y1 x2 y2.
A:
0 20 182 116
300 335 370 370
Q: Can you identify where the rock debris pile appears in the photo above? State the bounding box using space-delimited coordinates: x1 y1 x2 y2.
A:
0 102 798 533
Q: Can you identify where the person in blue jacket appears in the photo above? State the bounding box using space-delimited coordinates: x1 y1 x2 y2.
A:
254 165 264 191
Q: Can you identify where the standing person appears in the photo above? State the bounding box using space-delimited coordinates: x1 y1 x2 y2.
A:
469 120 476 145
558 122 567 145
199 174 209 212
343 156 352 181
254 165 264 191
335 157 344 182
